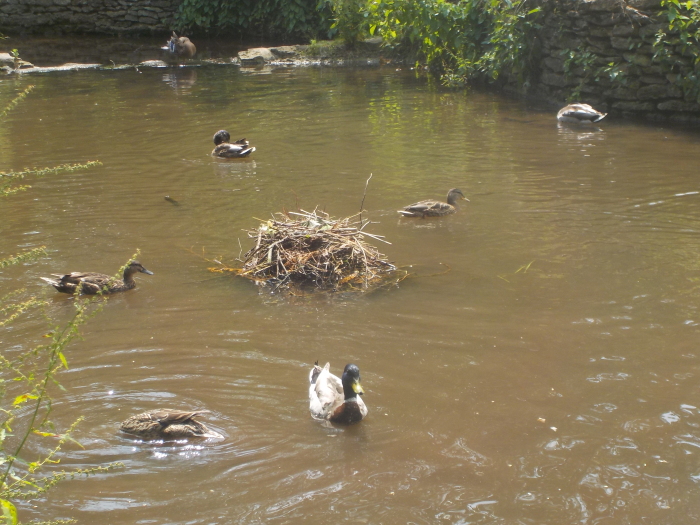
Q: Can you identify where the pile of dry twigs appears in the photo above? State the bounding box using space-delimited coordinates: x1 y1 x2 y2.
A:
237 209 396 290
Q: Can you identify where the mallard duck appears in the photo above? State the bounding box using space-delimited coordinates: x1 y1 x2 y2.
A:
557 103 607 124
398 188 468 218
211 130 256 158
163 31 196 59
40 260 153 295
309 362 367 425
119 410 223 440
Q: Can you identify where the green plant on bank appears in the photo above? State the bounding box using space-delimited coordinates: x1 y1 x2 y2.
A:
653 0 700 101
175 0 332 40
561 47 627 101
175 0 542 86
325 0 366 46
360 0 542 87
1 88 120 525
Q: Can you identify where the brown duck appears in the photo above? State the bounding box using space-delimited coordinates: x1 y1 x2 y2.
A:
309 362 367 425
120 410 223 439
164 31 196 59
211 130 256 158
40 260 153 295
398 188 468 218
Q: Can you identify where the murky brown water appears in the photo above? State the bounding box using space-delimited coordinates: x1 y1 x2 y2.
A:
3 61 700 524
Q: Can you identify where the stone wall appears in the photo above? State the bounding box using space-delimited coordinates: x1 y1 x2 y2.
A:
0 0 182 36
524 0 700 122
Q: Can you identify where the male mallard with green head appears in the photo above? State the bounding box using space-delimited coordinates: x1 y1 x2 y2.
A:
40 260 153 295
211 130 256 158
309 362 367 425
398 188 468 218
120 410 223 440
556 103 607 124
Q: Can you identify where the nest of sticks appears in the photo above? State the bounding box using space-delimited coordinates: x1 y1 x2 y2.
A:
237 209 396 291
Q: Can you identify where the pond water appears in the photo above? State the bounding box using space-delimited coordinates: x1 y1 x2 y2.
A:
2 61 700 524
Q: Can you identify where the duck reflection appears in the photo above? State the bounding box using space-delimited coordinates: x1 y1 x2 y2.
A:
162 68 197 93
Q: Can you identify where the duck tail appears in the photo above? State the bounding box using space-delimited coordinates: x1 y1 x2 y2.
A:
240 146 256 157
592 112 607 123
309 362 329 384
40 276 59 287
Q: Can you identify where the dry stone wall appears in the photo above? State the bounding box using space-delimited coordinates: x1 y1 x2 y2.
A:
525 0 700 122
0 0 181 35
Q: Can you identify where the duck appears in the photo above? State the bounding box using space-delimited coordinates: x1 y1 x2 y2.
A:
556 103 607 124
119 410 223 440
163 31 196 59
398 188 468 218
40 260 153 295
309 362 367 425
211 130 256 158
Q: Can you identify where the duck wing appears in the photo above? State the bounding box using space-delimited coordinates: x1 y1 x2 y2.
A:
212 143 256 158
309 363 343 420
63 272 113 294
120 410 221 439
150 410 210 425
399 200 454 217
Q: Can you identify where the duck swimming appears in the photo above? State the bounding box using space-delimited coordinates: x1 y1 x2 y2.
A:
120 410 223 440
398 188 468 218
40 260 153 295
163 31 196 59
309 362 367 425
556 103 607 124
211 130 256 158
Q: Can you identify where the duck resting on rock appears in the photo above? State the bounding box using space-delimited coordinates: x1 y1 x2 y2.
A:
398 188 468 218
119 410 223 440
556 103 607 124
163 31 196 59
40 260 153 295
309 362 367 425
211 130 256 158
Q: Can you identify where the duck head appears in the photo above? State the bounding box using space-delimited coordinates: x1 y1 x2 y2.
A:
124 261 154 277
447 188 469 205
213 129 231 146
341 363 364 399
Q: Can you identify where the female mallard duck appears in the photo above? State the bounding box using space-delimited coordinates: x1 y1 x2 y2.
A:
557 103 607 124
120 410 223 440
211 130 256 158
40 260 153 295
163 31 196 59
398 188 468 218
309 362 367 425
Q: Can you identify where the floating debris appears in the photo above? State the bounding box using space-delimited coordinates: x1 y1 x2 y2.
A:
228 209 398 292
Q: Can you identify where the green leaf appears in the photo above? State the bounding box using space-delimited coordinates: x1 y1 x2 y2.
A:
0 499 18 525
58 351 69 369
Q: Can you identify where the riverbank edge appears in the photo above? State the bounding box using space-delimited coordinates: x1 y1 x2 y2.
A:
3 37 700 126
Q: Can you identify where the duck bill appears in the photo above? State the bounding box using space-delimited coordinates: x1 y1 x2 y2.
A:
352 380 365 396
142 269 154 275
